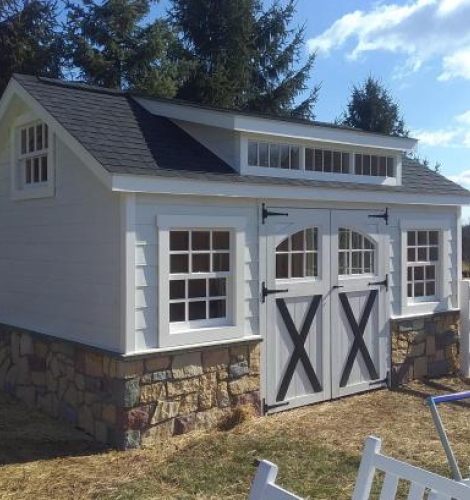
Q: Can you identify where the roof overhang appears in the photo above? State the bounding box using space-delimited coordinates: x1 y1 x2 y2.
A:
135 97 418 152
111 173 470 207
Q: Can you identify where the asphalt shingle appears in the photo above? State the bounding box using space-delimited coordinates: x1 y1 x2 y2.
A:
13 74 469 197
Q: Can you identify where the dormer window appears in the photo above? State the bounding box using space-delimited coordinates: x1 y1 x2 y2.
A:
245 139 398 183
12 119 54 200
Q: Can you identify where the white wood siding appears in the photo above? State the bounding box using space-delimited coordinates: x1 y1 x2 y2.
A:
133 195 259 350
0 135 121 351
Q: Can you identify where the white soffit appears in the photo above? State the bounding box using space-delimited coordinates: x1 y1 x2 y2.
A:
135 97 417 152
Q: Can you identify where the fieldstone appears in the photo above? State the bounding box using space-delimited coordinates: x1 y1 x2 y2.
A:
110 378 141 408
414 357 428 379
178 393 198 414
151 400 180 424
29 355 46 372
145 356 171 373
216 382 230 408
46 370 58 392
436 330 458 349
34 341 48 359
199 372 217 411
249 344 261 375
426 336 436 355
84 391 101 405
17 356 31 385
412 319 425 331
202 349 229 372
84 352 103 377
102 404 117 424
409 342 425 357
229 345 248 363
64 384 79 407
16 385 36 407
6 365 18 386
172 352 203 379
60 402 78 424
195 407 231 430
50 355 60 379
398 321 413 333
94 421 108 443
429 360 449 377
152 370 172 382
140 383 166 404
141 420 174 448
11 333 20 364
229 360 249 379
119 407 150 430
425 322 437 335
174 415 196 435
58 377 68 399
167 377 200 397
233 391 261 413
31 371 46 386
91 402 102 419
74 373 86 391
117 430 141 450
105 358 145 379
78 406 95 435
85 376 104 393
19 334 34 356
38 393 54 415
66 365 75 380
228 376 259 396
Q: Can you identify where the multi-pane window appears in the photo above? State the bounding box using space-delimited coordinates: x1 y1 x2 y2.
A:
338 228 375 275
355 154 394 177
305 148 350 174
276 228 318 279
19 122 49 185
248 141 300 170
407 230 439 300
169 230 230 325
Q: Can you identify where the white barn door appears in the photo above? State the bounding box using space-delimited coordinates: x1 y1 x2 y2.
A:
265 210 331 413
330 210 389 399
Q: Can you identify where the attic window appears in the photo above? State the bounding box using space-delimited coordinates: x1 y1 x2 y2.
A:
248 141 300 170
13 120 54 199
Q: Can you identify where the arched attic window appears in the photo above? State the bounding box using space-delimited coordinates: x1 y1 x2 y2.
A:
276 228 318 279
338 228 375 276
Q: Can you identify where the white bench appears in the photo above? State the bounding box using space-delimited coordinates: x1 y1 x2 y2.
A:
248 436 470 500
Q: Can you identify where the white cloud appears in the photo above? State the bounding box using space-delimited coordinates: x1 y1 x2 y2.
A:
413 128 459 146
449 171 470 189
308 0 470 81
456 109 470 124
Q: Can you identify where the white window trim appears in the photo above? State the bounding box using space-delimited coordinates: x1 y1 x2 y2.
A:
240 134 402 187
11 114 55 200
400 218 452 316
157 214 246 348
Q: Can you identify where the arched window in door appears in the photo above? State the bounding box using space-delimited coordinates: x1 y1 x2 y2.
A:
338 228 375 275
276 228 318 279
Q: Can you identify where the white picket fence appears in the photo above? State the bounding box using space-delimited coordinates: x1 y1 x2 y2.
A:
248 436 470 500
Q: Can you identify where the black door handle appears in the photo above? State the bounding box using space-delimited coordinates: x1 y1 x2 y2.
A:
333 285 344 289
261 282 288 303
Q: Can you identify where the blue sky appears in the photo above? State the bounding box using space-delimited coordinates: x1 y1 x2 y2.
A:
157 0 470 217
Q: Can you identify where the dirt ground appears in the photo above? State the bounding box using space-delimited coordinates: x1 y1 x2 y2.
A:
0 377 469 500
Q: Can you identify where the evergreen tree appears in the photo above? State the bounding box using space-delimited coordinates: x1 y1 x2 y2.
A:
0 0 63 96
171 0 318 118
341 76 408 137
66 0 185 97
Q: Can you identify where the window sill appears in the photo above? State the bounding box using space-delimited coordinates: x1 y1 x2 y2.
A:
162 324 245 349
12 185 54 201
399 300 448 318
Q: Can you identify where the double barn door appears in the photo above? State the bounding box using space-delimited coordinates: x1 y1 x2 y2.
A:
264 208 389 414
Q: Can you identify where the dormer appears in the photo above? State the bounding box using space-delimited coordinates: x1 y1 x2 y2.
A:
135 96 417 188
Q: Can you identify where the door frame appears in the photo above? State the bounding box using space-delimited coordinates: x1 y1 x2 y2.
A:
259 203 391 414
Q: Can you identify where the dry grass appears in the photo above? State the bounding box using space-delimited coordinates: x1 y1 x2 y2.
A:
1 377 470 499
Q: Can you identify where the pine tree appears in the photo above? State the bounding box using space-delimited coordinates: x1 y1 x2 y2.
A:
341 76 408 137
65 0 185 97
170 0 318 118
0 0 63 96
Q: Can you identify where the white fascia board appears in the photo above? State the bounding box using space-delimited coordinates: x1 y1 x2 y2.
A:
2 79 112 190
135 96 417 152
111 173 470 207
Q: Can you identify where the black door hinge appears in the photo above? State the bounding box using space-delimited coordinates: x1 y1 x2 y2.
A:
261 203 288 225
368 274 388 291
261 282 288 303
369 377 388 387
263 398 290 414
368 207 389 225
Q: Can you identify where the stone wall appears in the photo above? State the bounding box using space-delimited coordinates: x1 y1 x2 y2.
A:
0 324 261 449
391 311 460 387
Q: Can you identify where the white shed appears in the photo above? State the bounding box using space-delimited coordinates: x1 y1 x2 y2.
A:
0 74 468 448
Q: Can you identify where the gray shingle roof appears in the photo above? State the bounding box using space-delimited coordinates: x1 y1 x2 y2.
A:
13 73 470 197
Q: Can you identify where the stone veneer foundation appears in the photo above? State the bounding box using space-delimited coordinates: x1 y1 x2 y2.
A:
390 311 460 387
0 324 261 449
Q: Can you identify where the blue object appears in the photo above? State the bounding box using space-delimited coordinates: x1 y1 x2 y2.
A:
428 391 470 405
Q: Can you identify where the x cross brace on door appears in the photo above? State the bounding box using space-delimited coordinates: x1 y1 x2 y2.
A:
275 295 323 402
339 291 379 388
